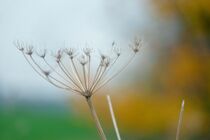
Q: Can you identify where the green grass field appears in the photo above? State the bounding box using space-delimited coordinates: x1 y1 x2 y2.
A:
0 103 101 140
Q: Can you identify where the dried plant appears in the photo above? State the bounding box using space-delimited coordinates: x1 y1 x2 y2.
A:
176 100 185 140
15 38 142 140
107 95 121 140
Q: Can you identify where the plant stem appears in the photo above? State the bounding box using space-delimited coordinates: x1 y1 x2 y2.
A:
86 97 107 140
176 100 185 140
107 95 121 140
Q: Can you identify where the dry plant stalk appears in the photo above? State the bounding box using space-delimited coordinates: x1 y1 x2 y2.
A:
107 95 121 140
176 100 185 140
16 38 142 140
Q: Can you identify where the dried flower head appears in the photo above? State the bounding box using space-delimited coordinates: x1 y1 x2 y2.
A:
16 39 142 98
102 56 110 67
25 45 34 55
54 49 63 63
78 55 88 65
65 48 76 59
37 49 47 58
113 46 121 57
83 47 92 57
43 70 51 77
14 41 24 52
130 37 143 53
100 53 107 60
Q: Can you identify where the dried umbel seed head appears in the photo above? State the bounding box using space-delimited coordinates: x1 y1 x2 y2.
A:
17 38 143 98
37 49 47 59
101 57 110 67
17 45 24 52
55 49 63 63
43 70 51 77
14 41 25 52
100 53 107 60
25 45 34 55
65 48 76 59
79 55 88 65
83 47 92 57
130 38 143 53
113 46 121 57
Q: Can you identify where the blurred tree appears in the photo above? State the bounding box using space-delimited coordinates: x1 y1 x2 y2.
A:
151 0 210 46
149 0 210 139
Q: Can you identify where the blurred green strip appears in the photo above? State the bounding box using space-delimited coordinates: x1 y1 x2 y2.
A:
0 105 98 140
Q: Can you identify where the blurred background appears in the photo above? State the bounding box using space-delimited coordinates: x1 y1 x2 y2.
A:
0 0 209 139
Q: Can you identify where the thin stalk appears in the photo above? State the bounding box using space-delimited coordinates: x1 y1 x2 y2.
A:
43 58 75 85
82 64 88 90
91 62 102 88
58 62 84 91
87 56 91 89
176 100 185 140
90 67 107 92
93 53 135 93
107 95 121 140
70 58 85 90
86 97 107 140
